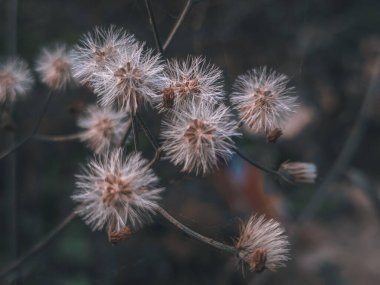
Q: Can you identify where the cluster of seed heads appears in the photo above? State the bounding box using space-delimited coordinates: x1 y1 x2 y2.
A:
0 25 319 273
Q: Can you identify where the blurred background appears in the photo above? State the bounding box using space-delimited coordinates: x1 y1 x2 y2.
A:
0 0 380 284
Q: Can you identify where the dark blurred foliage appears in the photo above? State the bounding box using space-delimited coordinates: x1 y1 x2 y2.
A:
0 0 380 284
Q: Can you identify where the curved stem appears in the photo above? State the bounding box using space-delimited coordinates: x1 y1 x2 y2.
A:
235 148 286 179
157 206 236 254
144 0 163 53
297 60 380 223
163 0 193 51
0 91 54 160
33 132 84 142
0 211 77 279
136 113 159 150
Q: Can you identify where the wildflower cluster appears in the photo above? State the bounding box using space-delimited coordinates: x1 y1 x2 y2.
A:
0 21 318 277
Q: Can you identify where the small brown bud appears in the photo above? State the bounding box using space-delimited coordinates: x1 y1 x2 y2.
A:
162 87 175 109
108 227 132 244
266 128 283 143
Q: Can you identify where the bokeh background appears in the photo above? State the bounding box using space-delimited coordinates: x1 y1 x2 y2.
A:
1 0 380 284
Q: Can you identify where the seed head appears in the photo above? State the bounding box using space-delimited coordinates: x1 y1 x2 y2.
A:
235 215 290 272
78 105 129 154
153 56 224 112
91 42 165 114
71 26 136 84
231 67 297 136
36 44 73 90
278 161 317 184
72 149 163 231
161 101 240 175
0 58 34 104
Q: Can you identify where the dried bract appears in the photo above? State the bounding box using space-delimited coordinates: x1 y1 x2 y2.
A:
278 161 317 184
72 149 163 231
0 58 34 104
71 26 136 84
231 67 297 135
236 215 290 272
153 56 224 112
161 101 240 175
36 44 73 90
78 105 129 154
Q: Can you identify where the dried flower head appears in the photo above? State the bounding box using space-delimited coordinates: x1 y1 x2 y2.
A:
72 149 163 231
0 58 34 104
92 42 165 114
278 161 317 184
161 101 240 175
71 26 136 84
36 44 73 90
231 67 297 137
78 105 130 154
235 215 290 272
153 56 224 112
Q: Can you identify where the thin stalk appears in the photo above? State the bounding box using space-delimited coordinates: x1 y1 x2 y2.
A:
163 0 193 51
0 91 54 160
33 132 83 142
136 113 159 150
144 0 163 53
131 115 139 151
157 206 236 254
0 211 77 279
297 60 380 223
235 149 281 178
119 118 133 147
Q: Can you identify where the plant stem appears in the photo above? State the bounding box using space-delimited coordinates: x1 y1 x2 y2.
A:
0 91 54 160
131 115 139 151
0 211 77 279
163 0 193 51
144 0 163 53
33 132 84 142
157 206 236 254
136 113 159 150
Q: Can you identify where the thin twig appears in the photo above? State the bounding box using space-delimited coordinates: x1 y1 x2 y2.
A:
119 118 133 147
144 0 163 53
163 0 193 51
33 132 84 142
136 113 159 150
131 115 139 151
297 60 380 223
0 211 77 279
234 149 290 183
157 206 236 254
0 91 54 161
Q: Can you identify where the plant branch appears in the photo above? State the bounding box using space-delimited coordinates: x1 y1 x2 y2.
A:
144 0 163 53
0 91 54 160
297 60 380 223
157 206 236 254
33 132 84 142
163 0 193 51
0 211 77 279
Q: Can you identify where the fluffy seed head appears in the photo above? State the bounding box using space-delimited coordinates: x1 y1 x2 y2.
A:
153 56 224 112
235 215 290 272
72 149 163 231
71 26 136 84
161 101 240 175
231 67 297 134
36 44 73 90
278 161 317 184
78 105 130 154
0 58 34 104
91 42 165 114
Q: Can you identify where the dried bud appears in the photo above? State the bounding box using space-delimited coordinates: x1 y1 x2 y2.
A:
108 226 132 244
235 215 290 272
231 67 297 134
0 58 34 104
278 161 317 184
36 44 73 90
266 128 283 143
